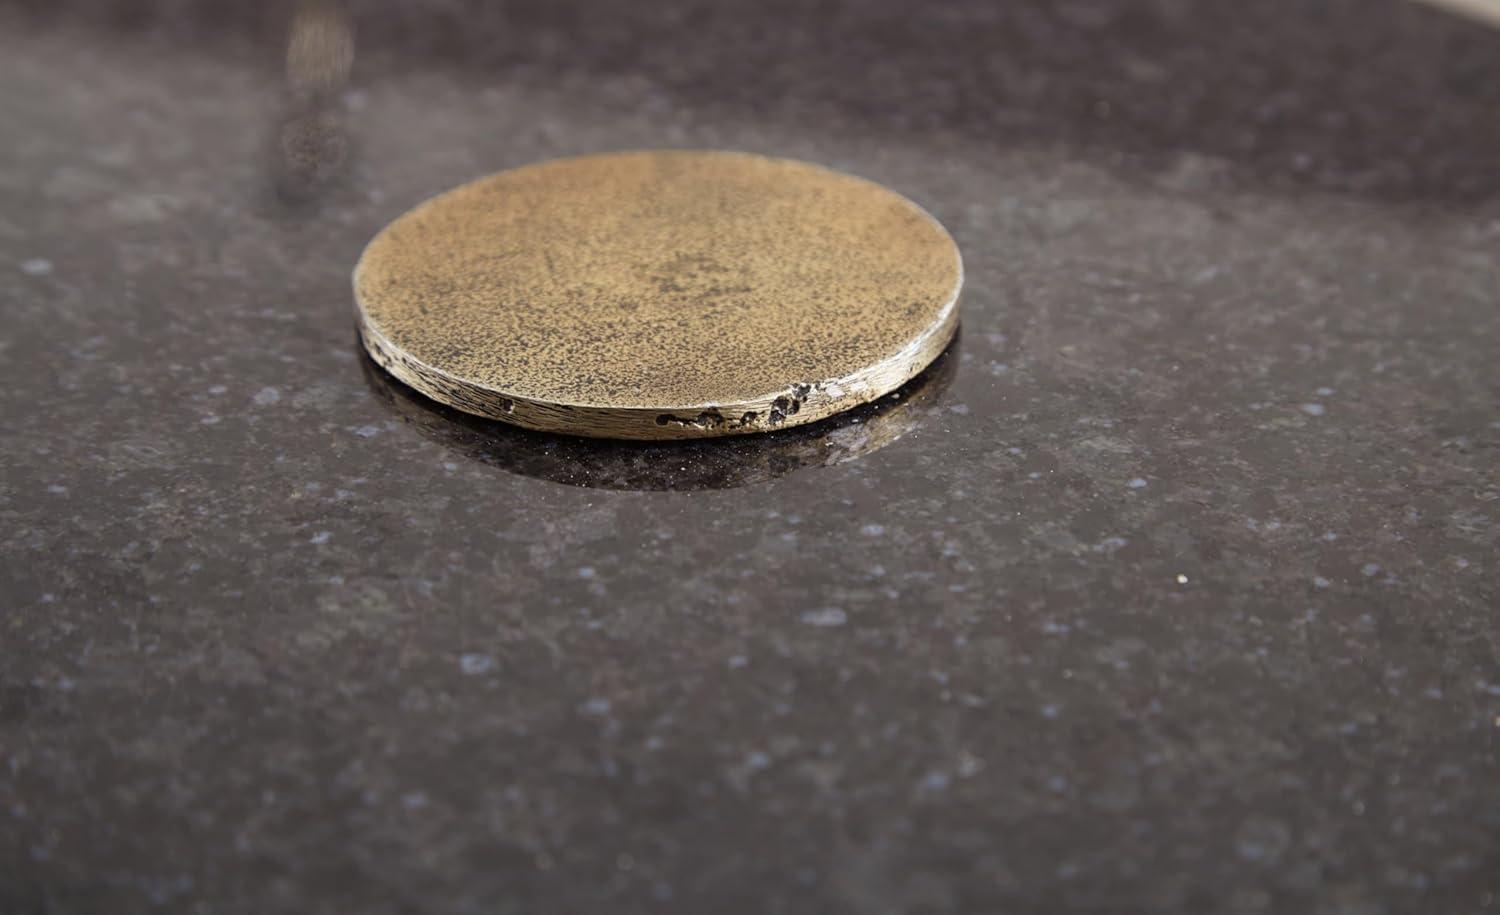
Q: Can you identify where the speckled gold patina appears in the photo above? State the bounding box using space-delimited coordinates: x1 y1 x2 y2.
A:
353 150 963 439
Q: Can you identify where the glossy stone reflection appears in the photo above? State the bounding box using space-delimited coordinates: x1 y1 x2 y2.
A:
360 335 960 490
271 0 354 200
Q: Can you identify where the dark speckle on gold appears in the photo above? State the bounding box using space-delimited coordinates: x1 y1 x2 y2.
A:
352 150 963 439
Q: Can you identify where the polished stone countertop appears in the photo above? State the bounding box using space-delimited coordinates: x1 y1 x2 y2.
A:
2 1 1497 912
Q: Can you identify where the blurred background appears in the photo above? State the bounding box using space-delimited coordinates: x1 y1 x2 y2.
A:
7 0 1500 199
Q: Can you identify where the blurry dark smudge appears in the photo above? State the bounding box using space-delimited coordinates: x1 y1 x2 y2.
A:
359 333 962 492
271 0 354 202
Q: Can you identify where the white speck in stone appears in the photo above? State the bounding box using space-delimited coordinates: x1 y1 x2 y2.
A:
1455 557 1469 569
860 523 885 536
869 564 886 577
1007 447 1023 455
328 575 344 585
1323 531 1339 541
823 382 844 397
39 593 55 603
1092 536 1128 554
252 386 281 406
1041 704 1060 719
1316 387 1336 396
1041 620 1070 635
1300 403 1326 417
988 361 1010 375
401 792 428 810
744 751 771 771
918 771 951 792
1028 471 1042 479
354 425 380 438
20 258 53 276
208 384 227 395
949 404 971 415
1176 574 1189 584
1235 817 1291 861
46 484 68 495
727 655 748 669
1361 563 1381 577
801 607 848 627
580 697 612 716
577 566 596 579
459 653 496 675
309 531 331 545
200 414 221 425
1127 477 1148 489
1313 576 1331 589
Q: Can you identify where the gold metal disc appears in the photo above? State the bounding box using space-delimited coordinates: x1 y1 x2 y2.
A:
353 150 963 439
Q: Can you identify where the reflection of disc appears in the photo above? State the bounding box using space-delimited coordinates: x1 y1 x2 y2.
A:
360 334 961 492
353 150 963 440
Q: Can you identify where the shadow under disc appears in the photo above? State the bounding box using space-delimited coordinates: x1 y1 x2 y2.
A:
359 331 961 491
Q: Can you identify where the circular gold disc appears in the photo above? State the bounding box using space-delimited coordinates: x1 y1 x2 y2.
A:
353 150 963 439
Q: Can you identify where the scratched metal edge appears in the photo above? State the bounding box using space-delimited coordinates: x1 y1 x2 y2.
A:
356 296 960 440
350 150 965 440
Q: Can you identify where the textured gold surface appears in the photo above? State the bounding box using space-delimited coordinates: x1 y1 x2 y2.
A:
353 150 962 439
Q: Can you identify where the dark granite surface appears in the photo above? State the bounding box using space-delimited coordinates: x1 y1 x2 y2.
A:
2 1 1498 912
